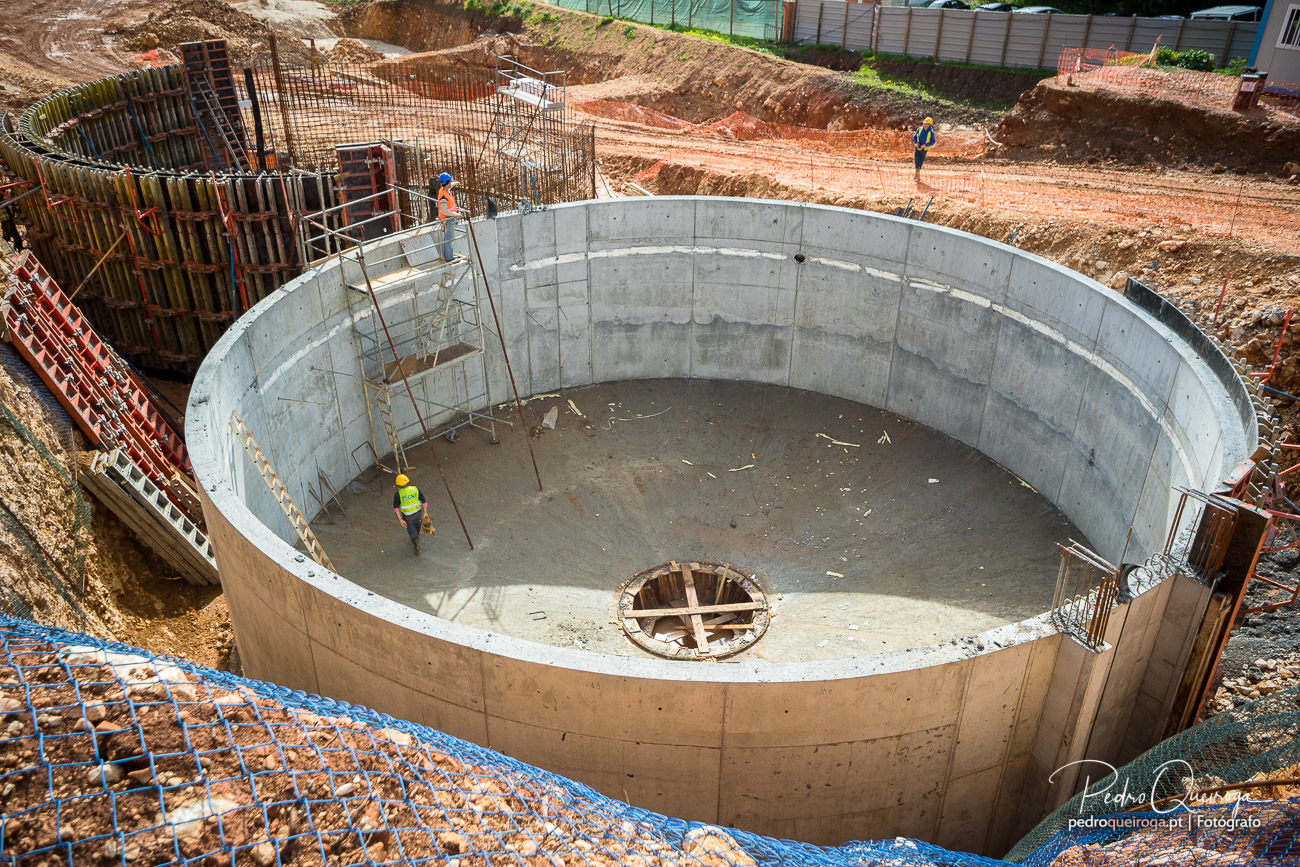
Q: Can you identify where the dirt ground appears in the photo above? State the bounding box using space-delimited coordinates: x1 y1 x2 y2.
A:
0 351 232 670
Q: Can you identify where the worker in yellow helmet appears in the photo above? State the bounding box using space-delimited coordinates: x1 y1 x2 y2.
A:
392 473 428 556
912 117 936 183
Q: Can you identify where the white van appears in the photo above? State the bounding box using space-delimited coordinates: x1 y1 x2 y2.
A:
1188 5 1263 21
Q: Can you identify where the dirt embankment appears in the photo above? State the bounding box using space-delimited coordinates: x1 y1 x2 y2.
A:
109 0 315 68
342 0 1015 130
0 357 231 669
995 77 1300 177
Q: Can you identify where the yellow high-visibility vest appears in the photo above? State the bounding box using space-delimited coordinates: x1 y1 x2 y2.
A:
398 485 422 515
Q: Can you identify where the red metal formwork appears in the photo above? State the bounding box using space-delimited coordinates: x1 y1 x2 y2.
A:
2 252 197 522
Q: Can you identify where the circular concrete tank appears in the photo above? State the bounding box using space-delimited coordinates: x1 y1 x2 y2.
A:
188 198 1255 855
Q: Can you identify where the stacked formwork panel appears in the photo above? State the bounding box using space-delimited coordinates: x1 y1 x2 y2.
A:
0 45 597 374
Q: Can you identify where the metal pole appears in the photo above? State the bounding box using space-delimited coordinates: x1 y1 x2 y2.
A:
464 217 545 492
353 247 476 549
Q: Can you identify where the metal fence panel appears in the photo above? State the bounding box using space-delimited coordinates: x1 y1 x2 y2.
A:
1086 17 1138 50
845 3 877 48
816 4 1260 67
1043 15 1088 67
1002 14 1048 68
875 5 910 53
904 9 942 56
969 14 1013 65
935 10 974 63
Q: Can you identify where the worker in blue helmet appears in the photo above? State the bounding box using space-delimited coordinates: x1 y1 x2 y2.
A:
434 171 462 261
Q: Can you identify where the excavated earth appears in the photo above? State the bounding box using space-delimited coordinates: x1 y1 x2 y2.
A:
0 0 1297 710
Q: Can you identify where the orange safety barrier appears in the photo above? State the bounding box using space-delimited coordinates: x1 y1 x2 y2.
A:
575 100 987 159
1057 48 1300 119
636 145 1300 254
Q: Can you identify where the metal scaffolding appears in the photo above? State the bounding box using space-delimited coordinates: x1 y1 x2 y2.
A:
490 56 568 209
344 217 501 472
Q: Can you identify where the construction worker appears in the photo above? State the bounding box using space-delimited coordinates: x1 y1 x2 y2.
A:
436 172 462 262
912 117 936 183
393 473 428 556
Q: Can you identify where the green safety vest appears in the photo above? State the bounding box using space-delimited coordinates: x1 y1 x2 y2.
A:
398 485 422 514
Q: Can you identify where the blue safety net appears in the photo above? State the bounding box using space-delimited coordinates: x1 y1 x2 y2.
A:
0 617 1009 866
3 615 1298 867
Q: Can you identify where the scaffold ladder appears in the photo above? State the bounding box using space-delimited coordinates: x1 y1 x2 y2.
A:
228 411 333 571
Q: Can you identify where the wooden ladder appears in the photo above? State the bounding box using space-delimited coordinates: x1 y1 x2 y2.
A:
228 411 333 571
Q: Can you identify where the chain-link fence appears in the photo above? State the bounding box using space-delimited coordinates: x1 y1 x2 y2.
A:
0 617 1011 867
1008 686 1300 865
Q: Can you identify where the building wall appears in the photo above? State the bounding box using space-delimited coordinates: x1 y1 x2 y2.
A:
188 198 1254 855
1252 0 1300 81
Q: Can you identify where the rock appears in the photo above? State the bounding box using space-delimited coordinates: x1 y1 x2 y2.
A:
128 768 155 786
87 763 124 785
1212 162 1226 173
1158 240 1183 252
334 782 357 797
250 841 276 867
683 826 758 867
0 697 21 716
377 727 413 747
7 720 25 736
1108 272 1129 290
437 832 469 855
1189 277 1202 286
1118 239 1135 250
1284 161 1300 176
85 703 107 723
1095 260 1109 270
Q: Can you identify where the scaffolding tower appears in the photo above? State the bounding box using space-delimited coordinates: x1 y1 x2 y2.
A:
346 220 501 472
490 56 568 209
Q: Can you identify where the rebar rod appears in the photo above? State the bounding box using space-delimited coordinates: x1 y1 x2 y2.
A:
464 216 543 492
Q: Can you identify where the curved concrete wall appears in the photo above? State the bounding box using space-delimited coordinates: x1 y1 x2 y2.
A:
188 198 1254 854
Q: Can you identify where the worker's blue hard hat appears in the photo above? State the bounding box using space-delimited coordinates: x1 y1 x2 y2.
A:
438 172 453 184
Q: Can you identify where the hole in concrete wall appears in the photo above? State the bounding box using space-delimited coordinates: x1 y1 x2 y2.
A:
618 561 770 660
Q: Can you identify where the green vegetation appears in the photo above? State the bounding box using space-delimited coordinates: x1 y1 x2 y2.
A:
623 24 637 37
1155 47 1216 72
465 0 556 23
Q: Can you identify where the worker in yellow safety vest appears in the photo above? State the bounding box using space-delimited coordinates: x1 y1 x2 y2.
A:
912 117 936 183
392 473 429 556
436 172 462 262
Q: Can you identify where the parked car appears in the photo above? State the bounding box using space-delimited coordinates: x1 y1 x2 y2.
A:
928 0 971 8
1188 5 1262 21
1014 5 1064 11
973 2 1017 9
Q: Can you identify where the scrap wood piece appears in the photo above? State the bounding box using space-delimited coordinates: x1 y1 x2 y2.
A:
816 432 860 448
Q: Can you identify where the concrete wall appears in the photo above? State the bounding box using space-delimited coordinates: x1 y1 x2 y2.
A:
188 198 1254 855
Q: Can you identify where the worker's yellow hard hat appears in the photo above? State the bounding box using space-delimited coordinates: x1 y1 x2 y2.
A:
395 474 409 487
924 117 934 125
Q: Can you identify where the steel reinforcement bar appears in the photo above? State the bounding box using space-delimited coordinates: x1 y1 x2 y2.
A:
0 50 597 374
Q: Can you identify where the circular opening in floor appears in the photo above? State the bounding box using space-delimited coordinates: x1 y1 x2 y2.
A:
618 561 771 660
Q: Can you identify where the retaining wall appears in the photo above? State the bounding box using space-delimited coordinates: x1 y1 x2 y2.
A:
188 197 1254 854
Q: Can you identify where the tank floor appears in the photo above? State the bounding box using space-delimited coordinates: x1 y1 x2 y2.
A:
310 379 1082 662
